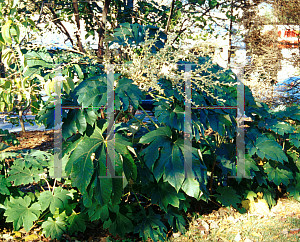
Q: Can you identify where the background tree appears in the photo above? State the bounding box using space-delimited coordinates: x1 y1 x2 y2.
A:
241 0 300 107
0 0 45 132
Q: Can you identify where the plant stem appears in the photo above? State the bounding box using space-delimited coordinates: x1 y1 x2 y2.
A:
127 112 151 131
138 104 159 128
131 190 144 210
209 198 222 208
43 178 51 191
52 178 57 195
138 193 151 201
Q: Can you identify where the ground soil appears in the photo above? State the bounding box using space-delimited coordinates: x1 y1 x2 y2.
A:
2 130 300 242
4 130 54 152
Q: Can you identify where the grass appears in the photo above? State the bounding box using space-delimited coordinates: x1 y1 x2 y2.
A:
169 208 300 242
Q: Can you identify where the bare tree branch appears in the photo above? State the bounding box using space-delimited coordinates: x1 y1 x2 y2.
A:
73 0 85 53
165 0 175 34
98 0 111 57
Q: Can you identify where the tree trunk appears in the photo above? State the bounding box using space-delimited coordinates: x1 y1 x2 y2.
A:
97 0 111 57
19 110 26 133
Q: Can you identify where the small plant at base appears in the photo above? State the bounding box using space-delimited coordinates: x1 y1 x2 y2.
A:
0 149 87 240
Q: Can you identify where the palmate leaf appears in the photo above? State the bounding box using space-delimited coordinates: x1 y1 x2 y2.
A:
0 174 10 195
287 173 300 202
287 183 300 202
235 153 263 185
134 207 167 242
275 105 300 121
146 180 186 211
42 214 67 240
247 135 288 163
66 123 135 207
165 207 186 233
4 196 41 232
103 204 134 237
103 214 134 238
11 149 51 169
67 212 87 235
87 203 110 222
62 109 87 139
110 23 166 50
84 143 113 207
214 186 241 209
66 126 104 195
139 126 172 144
162 144 185 192
140 127 205 194
175 140 208 197
154 104 185 131
289 133 300 148
258 119 295 135
75 75 107 107
181 178 200 198
24 149 52 165
38 187 71 214
264 163 293 186
114 77 145 110
141 131 185 191
7 165 42 186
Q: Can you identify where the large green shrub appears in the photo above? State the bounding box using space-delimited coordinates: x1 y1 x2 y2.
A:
1 22 300 241
32 25 300 241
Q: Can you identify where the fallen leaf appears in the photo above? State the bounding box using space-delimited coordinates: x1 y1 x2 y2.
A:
198 225 207 231
13 231 22 238
250 231 262 238
249 198 270 215
233 232 241 241
201 221 210 231
289 228 300 234
210 221 219 229
172 232 181 238
25 234 39 241
2 233 13 240
281 228 289 235
218 236 230 242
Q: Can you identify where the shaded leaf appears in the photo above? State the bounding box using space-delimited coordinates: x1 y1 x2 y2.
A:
4 196 41 232
38 187 71 214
